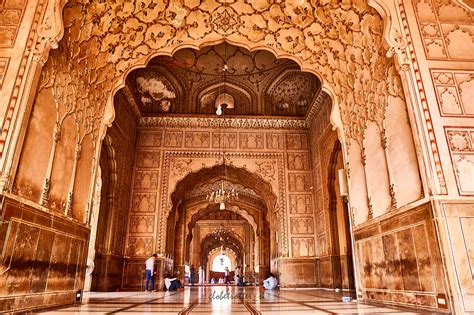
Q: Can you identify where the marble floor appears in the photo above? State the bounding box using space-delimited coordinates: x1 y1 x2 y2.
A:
39 287 431 314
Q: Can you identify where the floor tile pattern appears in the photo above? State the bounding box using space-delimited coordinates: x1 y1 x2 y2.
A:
39 287 434 314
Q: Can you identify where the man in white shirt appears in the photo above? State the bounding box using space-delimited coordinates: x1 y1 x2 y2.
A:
145 254 157 292
263 273 278 290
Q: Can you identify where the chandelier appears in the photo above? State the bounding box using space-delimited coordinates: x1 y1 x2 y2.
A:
212 224 230 243
206 178 238 210
205 42 238 210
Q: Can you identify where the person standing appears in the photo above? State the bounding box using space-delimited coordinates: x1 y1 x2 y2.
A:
189 264 196 286
198 266 204 285
224 266 230 285
145 253 157 292
234 266 241 284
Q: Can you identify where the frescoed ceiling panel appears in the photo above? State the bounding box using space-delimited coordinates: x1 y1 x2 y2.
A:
123 43 322 118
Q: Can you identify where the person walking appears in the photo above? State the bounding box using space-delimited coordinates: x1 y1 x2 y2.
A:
145 253 157 292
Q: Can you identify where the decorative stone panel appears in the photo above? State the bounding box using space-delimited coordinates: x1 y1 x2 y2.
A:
445 127 474 195
289 194 313 214
431 70 474 116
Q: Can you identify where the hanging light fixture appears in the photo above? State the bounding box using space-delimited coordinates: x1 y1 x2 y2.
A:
206 42 238 210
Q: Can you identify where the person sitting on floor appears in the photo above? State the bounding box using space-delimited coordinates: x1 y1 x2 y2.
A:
164 273 183 291
263 273 278 290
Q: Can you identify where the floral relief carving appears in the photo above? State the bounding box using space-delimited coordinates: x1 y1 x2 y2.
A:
129 215 155 233
0 0 28 48
212 132 237 149
164 131 183 147
287 153 310 171
136 150 160 168
139 131 162 147
128 237 153 257
36 0 409 151
266 133 285 150
291 237 315 257
286 134 308 150
159 151 288 256
134 171 159 190
288 173 312 192
255 161 276 182
171 158 192 177
413 0 474 61
432 70 474 116
131 193 157 213
290 217 314 234
240 133 264 149
185 131 210 148
447 130 472 152
289 195 313 215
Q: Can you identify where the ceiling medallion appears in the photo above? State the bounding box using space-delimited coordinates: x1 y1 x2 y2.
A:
212 7 238 34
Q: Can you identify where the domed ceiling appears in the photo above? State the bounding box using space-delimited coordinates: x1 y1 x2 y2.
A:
122 43 322 118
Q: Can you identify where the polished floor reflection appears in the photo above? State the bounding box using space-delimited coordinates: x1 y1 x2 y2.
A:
40 287 428 314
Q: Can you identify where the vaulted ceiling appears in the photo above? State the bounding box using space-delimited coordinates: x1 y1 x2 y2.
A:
121 43 323 118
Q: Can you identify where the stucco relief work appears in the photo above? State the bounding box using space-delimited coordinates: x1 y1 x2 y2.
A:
11 1 414 225
445 127 474 195
413 0 474 60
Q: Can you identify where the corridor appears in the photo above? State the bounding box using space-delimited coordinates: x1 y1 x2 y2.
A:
40 287 429 314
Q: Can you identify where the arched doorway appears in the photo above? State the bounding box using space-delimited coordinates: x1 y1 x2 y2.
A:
328 140 356 295
165 163 275 286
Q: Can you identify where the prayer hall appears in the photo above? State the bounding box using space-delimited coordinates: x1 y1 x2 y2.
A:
0 0 473 314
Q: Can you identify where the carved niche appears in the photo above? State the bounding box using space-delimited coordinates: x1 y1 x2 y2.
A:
185 131 210 148
286 134 308 150
136 150 160 168
212 132 237 149
164 131 183 147
129 215 155 233
290 217 315 234
239 132 264 149
291 237 315 257
266 133 285 150
288 173 312 192
131 193 157 213
289 195 313 214
287 153 310 171
134 171 159 190
139 131 162 147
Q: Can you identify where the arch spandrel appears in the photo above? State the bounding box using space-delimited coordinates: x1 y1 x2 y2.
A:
34 0 409 146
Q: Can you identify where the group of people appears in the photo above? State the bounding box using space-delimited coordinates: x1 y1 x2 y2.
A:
145 254 184 291
145 254 278 291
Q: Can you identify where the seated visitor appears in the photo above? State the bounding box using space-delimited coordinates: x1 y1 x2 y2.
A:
218 277 224 284
210 277 215 284
263 273 278 290
164 273 182 291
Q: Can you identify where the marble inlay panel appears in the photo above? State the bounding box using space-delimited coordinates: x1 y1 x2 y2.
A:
397 228 421 291
6 222 40 294
46 234 71 292
30 229 55 293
